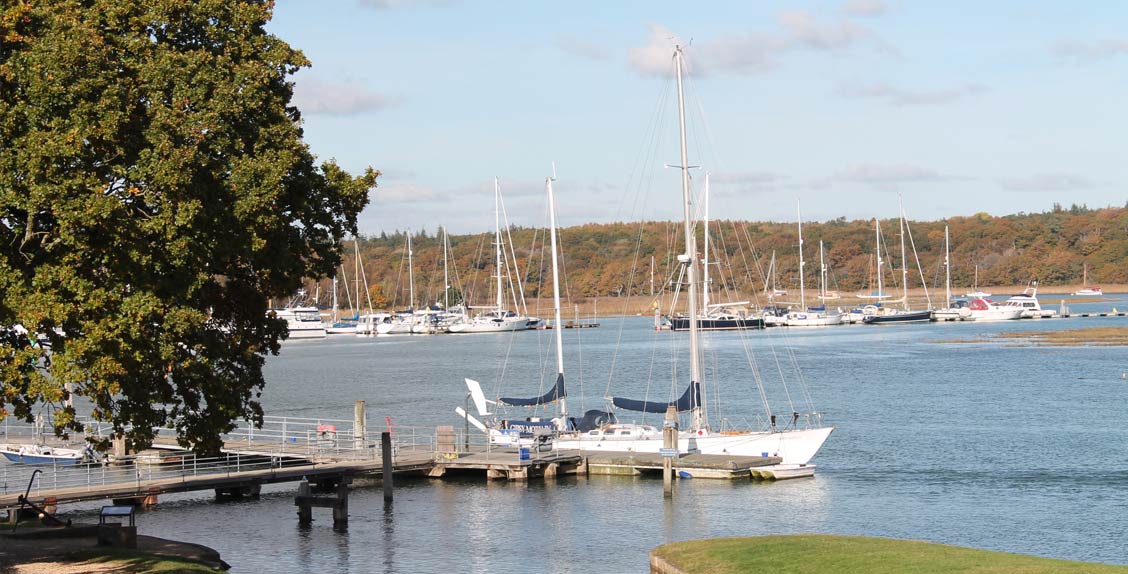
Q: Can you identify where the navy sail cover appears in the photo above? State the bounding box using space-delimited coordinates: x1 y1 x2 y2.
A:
612 381 700 413
499 373 565 407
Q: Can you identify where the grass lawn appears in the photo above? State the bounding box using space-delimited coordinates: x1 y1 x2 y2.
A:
57 548 226 574
652 535 1128 574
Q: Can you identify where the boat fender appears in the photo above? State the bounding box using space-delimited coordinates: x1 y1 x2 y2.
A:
696 429 705 436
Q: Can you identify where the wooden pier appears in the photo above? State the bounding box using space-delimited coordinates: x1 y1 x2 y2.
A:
586 452 781 479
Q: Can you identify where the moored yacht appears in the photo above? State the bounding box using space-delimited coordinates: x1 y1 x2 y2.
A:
1004 283 1057 318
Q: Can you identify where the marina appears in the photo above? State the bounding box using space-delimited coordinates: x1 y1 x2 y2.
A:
4 301 1128 571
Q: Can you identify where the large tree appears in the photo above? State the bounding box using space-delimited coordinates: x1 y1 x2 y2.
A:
0 1 376 453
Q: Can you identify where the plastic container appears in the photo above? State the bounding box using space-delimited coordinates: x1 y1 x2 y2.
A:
519 447 530 460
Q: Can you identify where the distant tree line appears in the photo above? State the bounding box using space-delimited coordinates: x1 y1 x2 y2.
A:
319 206 1128 309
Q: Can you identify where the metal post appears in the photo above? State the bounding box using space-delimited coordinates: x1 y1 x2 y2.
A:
381 431 393 502
464 392 471 452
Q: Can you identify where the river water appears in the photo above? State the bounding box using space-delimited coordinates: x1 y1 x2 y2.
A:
65 297 1128 572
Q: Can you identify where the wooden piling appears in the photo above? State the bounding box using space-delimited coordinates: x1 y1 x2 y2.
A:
382 431 393 502
663 406 678 498
354 400 367 450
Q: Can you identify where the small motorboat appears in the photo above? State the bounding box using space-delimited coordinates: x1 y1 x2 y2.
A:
0 443 89 465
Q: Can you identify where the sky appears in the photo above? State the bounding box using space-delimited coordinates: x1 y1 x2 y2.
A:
267 1 1128 236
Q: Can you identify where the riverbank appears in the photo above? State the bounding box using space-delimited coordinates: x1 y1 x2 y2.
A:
0 524 227 573
650 535 1128 574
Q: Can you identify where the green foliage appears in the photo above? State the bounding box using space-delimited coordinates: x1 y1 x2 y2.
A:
0 1 375 454
333 207 1127 307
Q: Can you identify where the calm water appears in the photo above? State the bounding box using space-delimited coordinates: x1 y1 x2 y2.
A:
67 297 1128 572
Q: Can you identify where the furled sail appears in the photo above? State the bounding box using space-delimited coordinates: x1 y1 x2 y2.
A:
611 381 700 413
499 373 565 407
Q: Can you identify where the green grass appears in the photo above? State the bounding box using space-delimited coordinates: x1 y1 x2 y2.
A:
652 535 1128 574
63 548 226 573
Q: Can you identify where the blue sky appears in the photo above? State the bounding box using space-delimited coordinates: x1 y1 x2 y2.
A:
268 1 1127 235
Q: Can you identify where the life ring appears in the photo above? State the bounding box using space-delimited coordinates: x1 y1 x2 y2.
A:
316 424 337 441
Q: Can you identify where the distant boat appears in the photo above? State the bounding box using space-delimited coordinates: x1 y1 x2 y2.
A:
1072 264 1103 296
1004 282 1058 318
668 174 763 331
377 234 420 335
932 224 968 322
784 212 842 327
270 291 327 339
963 297 1024 322
448 178 530 334
0 444 89 465
863 198 933 325
965 264 991 298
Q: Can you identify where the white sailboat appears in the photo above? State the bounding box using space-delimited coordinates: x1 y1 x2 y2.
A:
414 228 468 334
376 234 418 334
554 45 832 467
785 200 842 327
863 197 933 324
931 225 968 322
667 174 760 331
1072 264 1103 296
448 178 530 334
965 264 991 298
458 173 577 445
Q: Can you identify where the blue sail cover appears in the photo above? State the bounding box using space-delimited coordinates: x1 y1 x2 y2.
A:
499 373 565 407
612 381 700 413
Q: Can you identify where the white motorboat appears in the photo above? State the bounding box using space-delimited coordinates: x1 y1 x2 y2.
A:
270 296 327 339
1004 283 1058 318
0 443 89 465
964 297 1024 321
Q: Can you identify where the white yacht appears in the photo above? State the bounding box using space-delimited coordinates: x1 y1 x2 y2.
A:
271 305 327 339
1004 283 1057 318
964 298 1024 321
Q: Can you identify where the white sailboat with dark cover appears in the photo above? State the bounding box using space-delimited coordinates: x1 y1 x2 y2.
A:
863 197 932 324
554 46 832 468
667 175 763 331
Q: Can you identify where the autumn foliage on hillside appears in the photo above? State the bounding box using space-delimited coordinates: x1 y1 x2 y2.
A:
327 205 1128 309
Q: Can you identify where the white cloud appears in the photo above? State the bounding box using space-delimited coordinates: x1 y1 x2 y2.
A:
1054 38 1128 61
838 164 964 184
998 173 1095 192
841 82 987 106
357 0 450 10
374 183 438 203
556 35 610 61
628 11 888 77
293 78 399 116
840 0 889 17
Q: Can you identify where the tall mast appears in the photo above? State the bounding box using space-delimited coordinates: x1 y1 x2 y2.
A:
332 276 339 322
407 233 415 311
898 194 908 311
494 177 503 313
703 173 710 311
675 45 704 431
944 224 951 308
768 251 777 299
443 227 450 309
819 240 826 301
547 175 566 417
875 219 883 299
797 199 805 309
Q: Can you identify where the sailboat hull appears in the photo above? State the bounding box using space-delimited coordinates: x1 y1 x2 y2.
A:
668 317 764 331
863 310 933 324
555 426 833 466
448 319 528 333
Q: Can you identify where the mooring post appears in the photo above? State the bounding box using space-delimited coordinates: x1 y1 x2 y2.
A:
297 481 312 526
333 480 349 531
382 431 393 502
354 400 367 450
663 405 678 498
